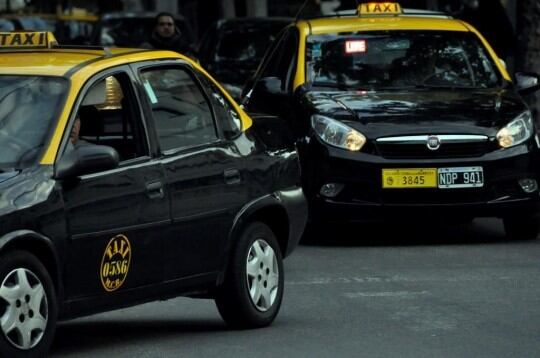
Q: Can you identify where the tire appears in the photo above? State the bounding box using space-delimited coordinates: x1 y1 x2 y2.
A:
215 222 284 329
0 251 57 358
503 216 540 240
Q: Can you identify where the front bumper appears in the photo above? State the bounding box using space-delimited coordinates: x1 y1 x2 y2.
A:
302 138 540 222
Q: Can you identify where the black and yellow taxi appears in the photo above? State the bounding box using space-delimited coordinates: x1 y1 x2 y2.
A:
0 31 306 356
242 2 540 239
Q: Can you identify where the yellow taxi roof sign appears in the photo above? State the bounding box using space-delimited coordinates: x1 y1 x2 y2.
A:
0 31 57 49
358 2 403 16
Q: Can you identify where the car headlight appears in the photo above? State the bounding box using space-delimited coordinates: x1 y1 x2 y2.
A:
311 114 366 151
497 111 533 148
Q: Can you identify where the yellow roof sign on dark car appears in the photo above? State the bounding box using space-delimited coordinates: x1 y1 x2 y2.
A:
358 2 403 15
0 31 57 49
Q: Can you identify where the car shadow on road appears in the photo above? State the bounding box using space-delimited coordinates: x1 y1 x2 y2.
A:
51 318 229 355
300 218 530 247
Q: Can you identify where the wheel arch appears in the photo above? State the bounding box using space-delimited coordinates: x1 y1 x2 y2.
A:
0 230 62 298
219 195 290 285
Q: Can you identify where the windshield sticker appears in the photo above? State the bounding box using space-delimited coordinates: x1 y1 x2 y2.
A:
312 43 322 60
143 80 158 104
100 234 131 292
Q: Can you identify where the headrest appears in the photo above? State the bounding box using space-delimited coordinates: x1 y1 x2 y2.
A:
82 80 107 106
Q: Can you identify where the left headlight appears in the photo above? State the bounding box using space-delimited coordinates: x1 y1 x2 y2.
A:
497 110 533 148
311 114 366 151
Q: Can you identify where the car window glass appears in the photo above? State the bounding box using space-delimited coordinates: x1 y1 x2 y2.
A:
70 73 149 162
260 28 298 90
140 67 218 151
0 76 67 168
197 73 242 138
306 31 501 90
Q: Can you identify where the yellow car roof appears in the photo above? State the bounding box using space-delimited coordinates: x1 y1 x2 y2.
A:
0 48 179 77
298 16 469 34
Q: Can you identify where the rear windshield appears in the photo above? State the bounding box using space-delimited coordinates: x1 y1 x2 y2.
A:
0 76 67 168
306 31 501 90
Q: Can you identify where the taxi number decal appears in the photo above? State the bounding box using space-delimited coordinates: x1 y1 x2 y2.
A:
0 32 48 48
100 234 132 292
358 2 403 15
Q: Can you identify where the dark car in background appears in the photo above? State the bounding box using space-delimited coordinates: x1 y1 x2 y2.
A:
198 17 291 99
90 11 195 48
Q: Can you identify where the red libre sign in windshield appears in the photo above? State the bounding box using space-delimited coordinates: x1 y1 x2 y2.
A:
345 40 366 54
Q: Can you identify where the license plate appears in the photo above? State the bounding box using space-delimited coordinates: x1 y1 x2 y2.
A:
382 166 484 189
382 168 437 188
438 166 483 188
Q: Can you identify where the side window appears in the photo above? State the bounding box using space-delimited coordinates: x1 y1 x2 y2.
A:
72 72 149 162
196 72 242 138
140 67 218 151
260 27 298 91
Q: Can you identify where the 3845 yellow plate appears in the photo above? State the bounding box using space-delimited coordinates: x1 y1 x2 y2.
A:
382 168 437 188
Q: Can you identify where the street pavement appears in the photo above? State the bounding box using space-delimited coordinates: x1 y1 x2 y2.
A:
51 218 540 358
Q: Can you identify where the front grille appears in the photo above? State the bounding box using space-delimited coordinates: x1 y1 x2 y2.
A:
375 134 493 159
376 141 491 159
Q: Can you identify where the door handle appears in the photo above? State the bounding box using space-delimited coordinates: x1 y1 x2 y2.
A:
224 169 241 185
146 180 164 199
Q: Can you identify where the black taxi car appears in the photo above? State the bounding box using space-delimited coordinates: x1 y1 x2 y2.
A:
0 31 306 356
242 2 540 239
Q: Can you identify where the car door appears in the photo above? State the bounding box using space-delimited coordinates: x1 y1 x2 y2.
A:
61 68 169 299
244 26 299 117
135 62 248 281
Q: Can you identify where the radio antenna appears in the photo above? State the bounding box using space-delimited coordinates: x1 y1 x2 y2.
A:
295 0 311 21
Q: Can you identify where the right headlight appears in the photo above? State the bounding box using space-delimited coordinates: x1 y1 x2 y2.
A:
311 114 366 151
497 110 533 148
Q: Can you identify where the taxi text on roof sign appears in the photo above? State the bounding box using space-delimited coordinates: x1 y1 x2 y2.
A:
0 31 56 49
358 2 403 15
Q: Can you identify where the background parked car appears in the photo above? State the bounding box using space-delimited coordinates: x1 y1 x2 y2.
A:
198 17 291 99
90 11 195 49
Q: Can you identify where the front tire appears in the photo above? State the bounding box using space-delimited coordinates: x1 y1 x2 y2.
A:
215 222 284 328
503 215 540 240
0 251 57 358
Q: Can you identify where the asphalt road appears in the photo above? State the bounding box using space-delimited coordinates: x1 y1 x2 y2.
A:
51 218 540 357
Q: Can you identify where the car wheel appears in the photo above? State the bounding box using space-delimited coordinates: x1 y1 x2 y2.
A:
215 222 284 328
0 250 57 358
503 216 540 240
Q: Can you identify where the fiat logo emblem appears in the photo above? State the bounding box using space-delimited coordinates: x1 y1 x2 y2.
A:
426 135 441 150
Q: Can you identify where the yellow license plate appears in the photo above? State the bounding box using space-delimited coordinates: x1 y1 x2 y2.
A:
382 168 437 188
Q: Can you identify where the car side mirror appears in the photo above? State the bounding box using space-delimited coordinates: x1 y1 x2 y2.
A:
55 145 119 179
256 76 283 95
515 72 540 96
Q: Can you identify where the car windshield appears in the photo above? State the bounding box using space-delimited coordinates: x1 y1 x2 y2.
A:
99 17 192 47
306 31 501 90
0 76 67 169
216 24 285 62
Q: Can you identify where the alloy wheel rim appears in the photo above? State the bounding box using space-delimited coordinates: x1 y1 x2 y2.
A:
246 239 279 312
0 268 48 350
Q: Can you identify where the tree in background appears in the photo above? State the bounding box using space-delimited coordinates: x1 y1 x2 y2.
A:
517 0 540 117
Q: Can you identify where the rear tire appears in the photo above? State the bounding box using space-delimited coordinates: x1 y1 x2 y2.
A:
215 222 284 328
503 216 540 240
0 250 57 358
